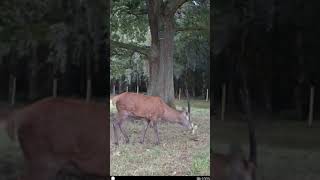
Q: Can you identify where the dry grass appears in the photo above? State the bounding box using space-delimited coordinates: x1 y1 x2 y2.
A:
110 99 210 176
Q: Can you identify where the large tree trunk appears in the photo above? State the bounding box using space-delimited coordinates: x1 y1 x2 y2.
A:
148 59 160 96
147 0 185 107
147 0 161 98
158 16 175 107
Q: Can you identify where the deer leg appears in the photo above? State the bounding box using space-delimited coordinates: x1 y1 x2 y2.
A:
113 113 121 145
139 121 150 144
117 113 129 143
114 112 130 144
118 121 129 144
112 120 119 145
152 122 160 145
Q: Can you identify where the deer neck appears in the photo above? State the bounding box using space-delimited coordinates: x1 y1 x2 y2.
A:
163 105 181 123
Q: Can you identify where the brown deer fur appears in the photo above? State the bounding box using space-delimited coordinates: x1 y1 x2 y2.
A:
213 148 255 180
5 97 108 180
213 88 257 180
111 92 192 145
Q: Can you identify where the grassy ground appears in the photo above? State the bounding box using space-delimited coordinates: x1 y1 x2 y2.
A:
2 98 319 179
213 113 320 180
0 103 24 179
0 124 24 180
110 99 210 176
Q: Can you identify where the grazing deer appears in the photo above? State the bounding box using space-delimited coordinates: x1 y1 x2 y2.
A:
212 89 257 180
111 92 193 145
5 97 108 180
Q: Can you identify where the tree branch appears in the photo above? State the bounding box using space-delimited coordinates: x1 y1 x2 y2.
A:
176 26 208 32
111 40 150 58
164 0 189 16
126 8 148 16
112 5 147 17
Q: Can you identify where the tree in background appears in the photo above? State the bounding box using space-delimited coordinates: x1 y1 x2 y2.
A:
0 0 108 101
213 0 320 123
111 0 209 106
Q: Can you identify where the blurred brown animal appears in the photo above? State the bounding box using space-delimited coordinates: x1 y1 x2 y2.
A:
111 92 193 145
6 97 108 180
212 146 256 180
212 89 257 180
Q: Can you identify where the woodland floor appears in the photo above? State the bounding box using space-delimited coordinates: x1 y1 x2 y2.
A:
0 102 24 180
0 98 210 178
2 99 318 179
213 112 320 180
110 99 211 176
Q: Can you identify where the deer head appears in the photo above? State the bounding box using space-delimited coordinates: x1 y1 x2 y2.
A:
180 107 193 130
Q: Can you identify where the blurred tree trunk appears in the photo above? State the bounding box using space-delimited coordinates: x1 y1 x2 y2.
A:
294 85 303 120
307 85 314 127
53 78 58 97
9 75 16 105
119 78 122 93
263 81 272 113
28 45 38 100
86 43 92 102
221 83 226 121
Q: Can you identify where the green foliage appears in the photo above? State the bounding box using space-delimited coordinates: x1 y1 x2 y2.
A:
47 22 69 72
176 0 209 31
111 52 147 85
174 0 209 86
111 0 149 45
111 0 150 82
0 0 107 74
111 0 210 91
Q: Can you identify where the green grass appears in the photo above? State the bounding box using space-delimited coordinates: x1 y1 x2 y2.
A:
191 149 210 176
175 99 210 109
110 99 210 176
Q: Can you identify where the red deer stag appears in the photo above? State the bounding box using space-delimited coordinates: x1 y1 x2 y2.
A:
212 89 257 180
5 97 108 180
111 92 193 145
